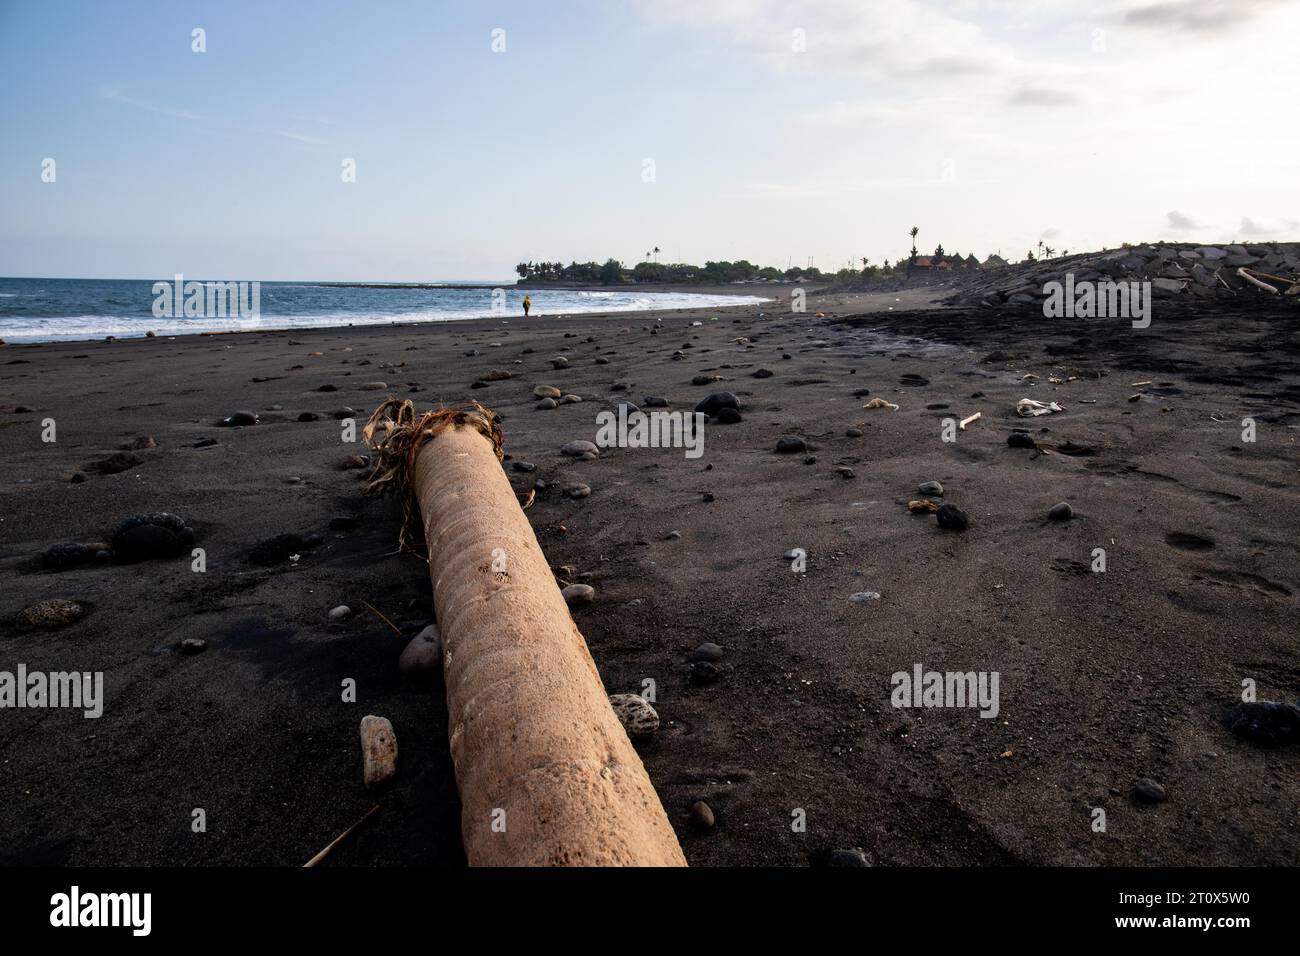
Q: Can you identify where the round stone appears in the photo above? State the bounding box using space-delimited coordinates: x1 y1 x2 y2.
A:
936 504 969 531
562 583 595 606
694 392 740 417
1048 502 1074 521
689 801 716 830
1134 778 1167 803
775 435 807 454
689 642 724 663
689 661 719 685
399 624 443 675
560 440 599 457
918 480 943 496
609 694 660 740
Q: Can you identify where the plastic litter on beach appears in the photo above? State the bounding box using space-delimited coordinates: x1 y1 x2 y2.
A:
1016 398 1063 417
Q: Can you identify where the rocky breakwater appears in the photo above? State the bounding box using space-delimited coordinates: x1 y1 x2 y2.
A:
947 242 1300 309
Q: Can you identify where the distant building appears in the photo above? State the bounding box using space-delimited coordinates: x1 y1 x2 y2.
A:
982 253 1009 268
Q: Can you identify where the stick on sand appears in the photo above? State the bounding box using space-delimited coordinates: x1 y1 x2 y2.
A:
364 400 686 867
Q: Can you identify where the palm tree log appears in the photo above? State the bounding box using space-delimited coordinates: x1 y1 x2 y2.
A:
364 400 686 867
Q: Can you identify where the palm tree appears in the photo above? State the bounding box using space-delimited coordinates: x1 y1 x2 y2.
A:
1044 246 1055 259
653 246 660 263
909 226 919 260
1037 240 1044 258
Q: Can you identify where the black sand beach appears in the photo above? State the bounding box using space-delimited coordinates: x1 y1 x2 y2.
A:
1 288 1297 866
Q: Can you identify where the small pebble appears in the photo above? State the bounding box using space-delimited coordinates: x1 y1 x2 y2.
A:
328 605 352 622
689 642 724 663
360 715 398 790
936 504 969 531
918 480 943 496
398 624 443 675
560 440 599 457
689 800 716 830
775 435 807 454
563 583 595 606
609 694 660 740
16 599 86 629
1048 502 1074 521
1134 778 1167 803
689 661 719 685
220 411 258 427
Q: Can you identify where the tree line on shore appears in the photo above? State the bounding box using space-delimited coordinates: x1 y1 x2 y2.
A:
514 227 1035 285
514 259 829 284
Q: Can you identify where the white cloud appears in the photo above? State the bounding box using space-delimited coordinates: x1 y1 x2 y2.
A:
1238 216 1300 237
1165 210 1201 232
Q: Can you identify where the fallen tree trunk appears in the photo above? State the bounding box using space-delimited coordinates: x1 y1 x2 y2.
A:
365 400 686 867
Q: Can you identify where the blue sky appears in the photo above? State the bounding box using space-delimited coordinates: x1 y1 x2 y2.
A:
2 0 1297 280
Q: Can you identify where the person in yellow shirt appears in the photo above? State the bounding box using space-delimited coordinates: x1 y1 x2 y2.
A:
522 295 532 317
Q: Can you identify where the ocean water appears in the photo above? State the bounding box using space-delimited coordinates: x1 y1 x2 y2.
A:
0 278 770 344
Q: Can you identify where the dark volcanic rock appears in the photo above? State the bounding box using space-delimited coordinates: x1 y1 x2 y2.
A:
690 661 720 685
43 542 99 570
1007 431 1036 449
689 642 724 663
1223 701 1300 745
775 435 806 454
936 504 969 531
715 407 742 424
694 392 740 417
84 451 145 475
1048 502 1074 521
111 513 194 562
1134 778 1167 803
220 411 259 427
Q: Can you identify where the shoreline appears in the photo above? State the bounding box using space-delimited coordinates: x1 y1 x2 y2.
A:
0 282 777 347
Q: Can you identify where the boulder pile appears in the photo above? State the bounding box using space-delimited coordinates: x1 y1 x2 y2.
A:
943 242 1300 308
